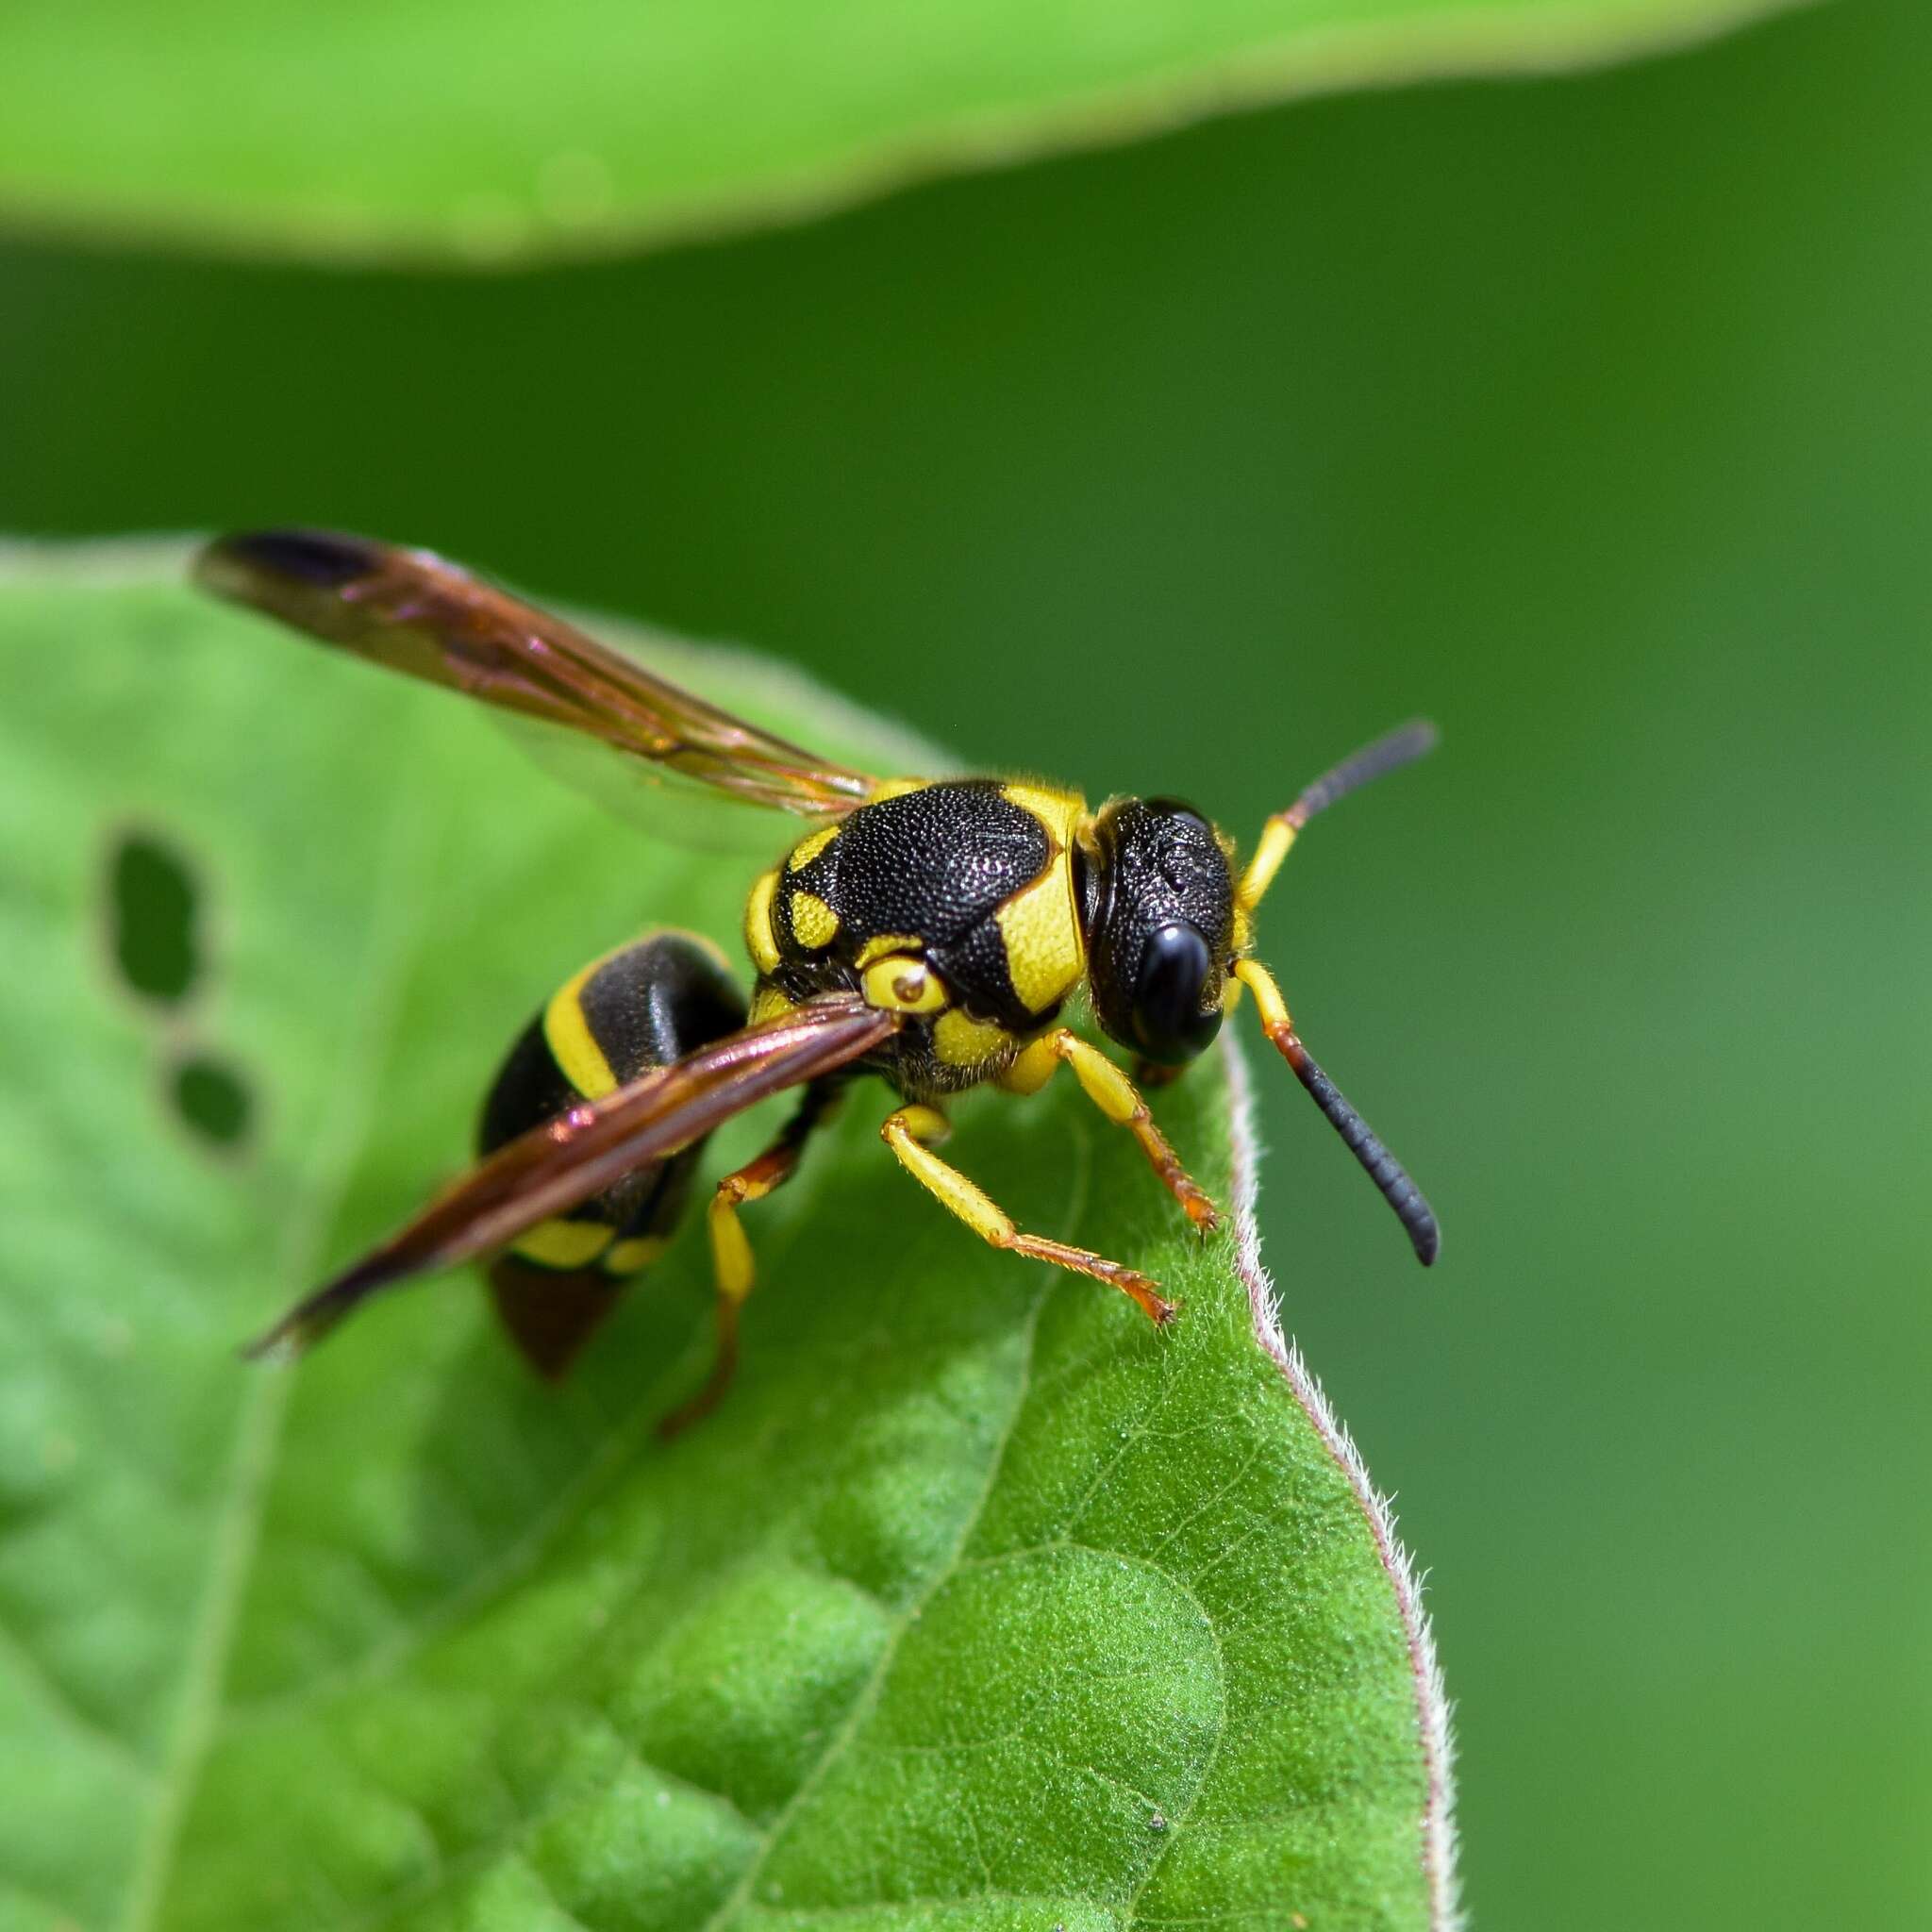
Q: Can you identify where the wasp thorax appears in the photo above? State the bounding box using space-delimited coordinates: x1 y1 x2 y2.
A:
1078 796 1236 1065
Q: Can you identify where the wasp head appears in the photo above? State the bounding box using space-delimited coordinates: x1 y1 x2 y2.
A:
1077 796 1237 1066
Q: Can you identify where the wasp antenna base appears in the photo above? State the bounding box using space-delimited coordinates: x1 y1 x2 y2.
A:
1241 720 1440 912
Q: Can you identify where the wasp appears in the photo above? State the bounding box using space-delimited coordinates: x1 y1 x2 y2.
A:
198 529 1440 1430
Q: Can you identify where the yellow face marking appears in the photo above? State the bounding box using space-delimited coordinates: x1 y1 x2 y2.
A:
857 932 925 967
604 1234 668 1275
995 851 1084 1014
869 776 930 803
861 953 949 1015
933 1008 1015 1069
543 958 621 1100
744 869 782 974
787 825 839 873
1001 780 1087 846
790 890 840 950
511 1218 615 1270
749 982 797 1025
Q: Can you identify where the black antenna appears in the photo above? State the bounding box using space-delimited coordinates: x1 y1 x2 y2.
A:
1277 1031 1440 1265
1241 719 1439 914
1234 958 1440 1264
1284 719 1439 833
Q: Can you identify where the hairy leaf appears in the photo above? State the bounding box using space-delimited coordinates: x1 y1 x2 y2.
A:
0 0 1811 264
0 543 1451 1931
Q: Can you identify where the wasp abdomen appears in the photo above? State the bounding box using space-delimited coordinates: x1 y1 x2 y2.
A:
477 930 745 1376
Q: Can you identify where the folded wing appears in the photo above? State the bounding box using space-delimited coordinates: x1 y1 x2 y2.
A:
197 528 884 816
245 992 900 1359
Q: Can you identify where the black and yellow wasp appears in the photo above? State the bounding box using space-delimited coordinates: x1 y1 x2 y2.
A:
200 529 1440 1429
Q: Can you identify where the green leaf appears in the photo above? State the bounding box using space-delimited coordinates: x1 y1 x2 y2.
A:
0 0 1809 265
0 542 1452 1932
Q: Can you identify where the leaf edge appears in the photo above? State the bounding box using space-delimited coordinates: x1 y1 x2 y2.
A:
0 0 1818 271
1222 1034 1461 1930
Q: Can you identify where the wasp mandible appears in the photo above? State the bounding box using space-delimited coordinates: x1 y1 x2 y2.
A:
199 530 1440 1430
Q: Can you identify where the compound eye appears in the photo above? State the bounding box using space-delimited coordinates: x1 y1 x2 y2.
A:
1130 922 1223 1066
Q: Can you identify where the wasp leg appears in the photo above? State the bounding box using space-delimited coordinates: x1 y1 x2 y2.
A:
658 1083 839 1437
1001 1030 1219 1235
880 1103 1177 1325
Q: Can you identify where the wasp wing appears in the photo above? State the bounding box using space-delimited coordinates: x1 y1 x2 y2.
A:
244 992 899 1361
196 528 884 817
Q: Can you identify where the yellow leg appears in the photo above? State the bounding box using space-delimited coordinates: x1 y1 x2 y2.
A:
880 1104 1177 1325
1002 1030 1219 1233
658 1090 830 1436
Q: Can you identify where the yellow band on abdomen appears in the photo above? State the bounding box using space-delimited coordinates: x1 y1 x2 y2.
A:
543 958 620 1099
511 1218 615 1270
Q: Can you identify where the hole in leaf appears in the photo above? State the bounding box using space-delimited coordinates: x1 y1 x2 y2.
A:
108 829 201 1006
171 1054 255 1150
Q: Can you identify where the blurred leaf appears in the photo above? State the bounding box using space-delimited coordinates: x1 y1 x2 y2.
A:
0 544 1450 1931
0 0 1810 264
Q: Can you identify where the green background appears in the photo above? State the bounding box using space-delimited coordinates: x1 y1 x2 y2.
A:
3 0 1926 1924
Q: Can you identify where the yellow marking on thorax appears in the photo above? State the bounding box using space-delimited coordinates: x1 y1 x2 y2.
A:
857 932 925 967
933 1008 1016 1069
543 957 621 1100
604 1234 668 1275
869 776 931 803
995 850 1084 1014
744 868 782 974
861 953 949 1015
512 1218 615 1270
1001 780 1087 846
790 890 840 950
788 824 839 872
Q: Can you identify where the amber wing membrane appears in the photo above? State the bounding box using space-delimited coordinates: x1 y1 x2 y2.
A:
196 529 883 816
244 993 900 1359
